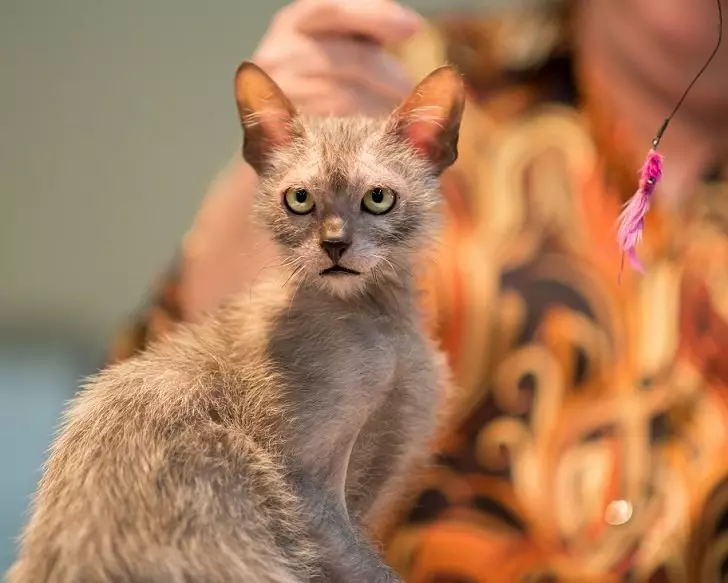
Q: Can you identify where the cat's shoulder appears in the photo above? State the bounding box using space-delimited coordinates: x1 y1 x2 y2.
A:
71 320 235 418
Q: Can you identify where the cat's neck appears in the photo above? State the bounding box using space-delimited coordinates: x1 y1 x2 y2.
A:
295 270 419 320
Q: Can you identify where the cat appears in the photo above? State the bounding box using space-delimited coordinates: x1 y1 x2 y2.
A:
7 61 465 583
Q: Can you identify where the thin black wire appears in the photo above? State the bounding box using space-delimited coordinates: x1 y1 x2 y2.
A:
653 0 724 148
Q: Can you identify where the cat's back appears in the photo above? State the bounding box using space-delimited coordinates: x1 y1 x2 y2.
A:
8 313 314 583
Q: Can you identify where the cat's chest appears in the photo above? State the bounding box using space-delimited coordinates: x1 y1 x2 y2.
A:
268 305 404 395
330 314 400 381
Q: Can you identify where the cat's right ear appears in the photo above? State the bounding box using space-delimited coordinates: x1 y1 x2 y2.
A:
234 61 298 173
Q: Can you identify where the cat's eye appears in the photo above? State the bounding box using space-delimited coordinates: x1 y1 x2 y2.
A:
284 187 315 215
361 187 396 215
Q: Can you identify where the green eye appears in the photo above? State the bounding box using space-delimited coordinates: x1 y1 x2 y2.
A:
284 187 315 215
362 186 396 215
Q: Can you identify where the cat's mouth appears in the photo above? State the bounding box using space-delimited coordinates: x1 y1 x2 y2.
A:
320 265 361 276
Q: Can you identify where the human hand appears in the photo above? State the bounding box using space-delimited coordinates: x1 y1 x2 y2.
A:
251 0 423 117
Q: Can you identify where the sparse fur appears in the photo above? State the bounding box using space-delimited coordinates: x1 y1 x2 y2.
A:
8 62 463 583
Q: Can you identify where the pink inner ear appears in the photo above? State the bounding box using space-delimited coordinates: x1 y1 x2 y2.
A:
397 104 455 164
404 119 440 159
255 106 294 149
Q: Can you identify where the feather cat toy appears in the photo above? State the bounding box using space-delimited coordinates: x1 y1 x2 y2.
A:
617 0 724 278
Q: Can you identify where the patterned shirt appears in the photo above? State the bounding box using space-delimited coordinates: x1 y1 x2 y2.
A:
109 7 728 583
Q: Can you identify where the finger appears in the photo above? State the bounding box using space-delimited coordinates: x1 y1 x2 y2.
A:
261 38 413 103
279 0 423 45
271 73 401 117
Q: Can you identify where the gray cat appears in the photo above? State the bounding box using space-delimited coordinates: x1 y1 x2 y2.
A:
7 61 464 583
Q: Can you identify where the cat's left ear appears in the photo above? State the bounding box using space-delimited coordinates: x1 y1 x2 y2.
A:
386 65 465 175
234 61 299 174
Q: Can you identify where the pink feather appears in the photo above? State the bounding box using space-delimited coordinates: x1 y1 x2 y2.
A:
616 149 663 279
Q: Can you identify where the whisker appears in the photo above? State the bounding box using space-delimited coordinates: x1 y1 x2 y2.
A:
241 254 303 304
286 268 307 319
282 264 305 289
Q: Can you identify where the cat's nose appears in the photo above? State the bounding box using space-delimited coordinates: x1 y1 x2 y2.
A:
321 239 350 263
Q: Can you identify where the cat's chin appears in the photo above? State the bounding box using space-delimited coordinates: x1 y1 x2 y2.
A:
316 273 369 299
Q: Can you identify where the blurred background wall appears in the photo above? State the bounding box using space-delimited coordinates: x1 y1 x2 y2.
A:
1 0 483 570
